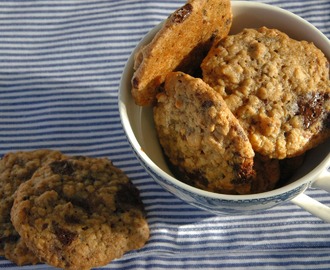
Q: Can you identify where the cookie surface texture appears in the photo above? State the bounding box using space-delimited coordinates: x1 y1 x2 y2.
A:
154 72 255 194
0 149 64 265
132 0 232 106
202 27 330 159
11 156 149 270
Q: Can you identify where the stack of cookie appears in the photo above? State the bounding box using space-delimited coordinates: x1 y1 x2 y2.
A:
131 0 330 194
0 149 149 269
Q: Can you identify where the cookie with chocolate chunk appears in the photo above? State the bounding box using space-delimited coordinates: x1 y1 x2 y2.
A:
132 0 232 106
202 27 330 159
0 149 65 265
154 72 256 194
11 156 149 270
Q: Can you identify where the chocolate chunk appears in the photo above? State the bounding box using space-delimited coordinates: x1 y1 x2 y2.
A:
132 77 139 88
232 161 255 185
202 100 214 109
69 196 91 214
50 160 74 176
298 93 325 129
52 222 77 246
64 214 81 224
171 3 192 24
115 183 143 213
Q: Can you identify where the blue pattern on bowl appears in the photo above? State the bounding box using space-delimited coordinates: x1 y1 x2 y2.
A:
127 137 308 215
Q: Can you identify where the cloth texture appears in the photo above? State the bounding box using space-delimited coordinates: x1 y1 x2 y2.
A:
0 0 329 269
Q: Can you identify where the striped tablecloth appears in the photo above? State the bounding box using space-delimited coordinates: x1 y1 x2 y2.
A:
0 0 330 269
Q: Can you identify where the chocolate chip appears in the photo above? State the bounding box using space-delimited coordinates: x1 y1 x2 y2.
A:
298 93 325 129
184 170 209 188
52 222 77 246
226 18 232 26
169 161 209 189
115 183 143 213
231 161 255 185
202 100 214 109
64 214 81 224
132 77 139 88
50 160 74 176
69 197 91 214
171 3 192 24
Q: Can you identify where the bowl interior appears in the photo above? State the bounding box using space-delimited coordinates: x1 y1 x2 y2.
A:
119 1 330 198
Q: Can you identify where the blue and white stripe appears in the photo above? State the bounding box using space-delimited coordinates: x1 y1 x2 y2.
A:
0 1 329 269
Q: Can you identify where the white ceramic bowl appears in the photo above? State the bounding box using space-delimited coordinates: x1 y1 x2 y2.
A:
119 1 330 221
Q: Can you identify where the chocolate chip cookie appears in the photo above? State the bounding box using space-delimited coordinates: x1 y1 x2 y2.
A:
202 27 330 159
132 0 232 106
154 72 256 194
0 149 65 265
11 156 149 270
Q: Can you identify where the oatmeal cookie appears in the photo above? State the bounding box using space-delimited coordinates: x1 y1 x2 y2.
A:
132 0 232 106
11 156 149 270
0 149 65 265
154 72 256 194
202 27 330 159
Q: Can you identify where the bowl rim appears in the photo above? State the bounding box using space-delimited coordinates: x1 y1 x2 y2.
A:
119 0 330 201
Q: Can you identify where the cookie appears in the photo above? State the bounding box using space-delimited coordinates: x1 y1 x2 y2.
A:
0 149 65 265
131 0 232 106
154 72 256 194
202 27 330 159
3 238 40 266
11 156 149 270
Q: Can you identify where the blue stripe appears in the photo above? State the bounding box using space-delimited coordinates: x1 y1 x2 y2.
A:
0 1 181 13
0 24 159 38
0 59 128 69
0 37 141 48
0 11 170 23
114 252 330 266
0 84 122 94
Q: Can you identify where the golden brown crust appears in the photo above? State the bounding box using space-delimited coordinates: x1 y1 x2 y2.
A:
154 72 256 194
11 156 149 270
202 27 330 159
3 238 40 266
132 0 232 106
0 149 65 265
